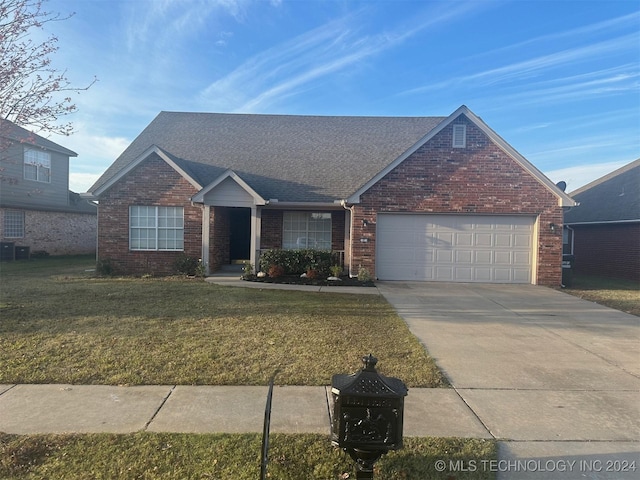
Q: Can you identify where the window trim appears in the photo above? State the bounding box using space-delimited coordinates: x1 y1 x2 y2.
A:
129 205 184 251
23 147 51 183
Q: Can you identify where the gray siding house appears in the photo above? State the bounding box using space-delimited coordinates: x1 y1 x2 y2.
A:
0 120 97 258
564 159 640 281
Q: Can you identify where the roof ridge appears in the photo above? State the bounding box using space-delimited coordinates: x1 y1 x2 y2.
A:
569 158 640 196
157 110 446 120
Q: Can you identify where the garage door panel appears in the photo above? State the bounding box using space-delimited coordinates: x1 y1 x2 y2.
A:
456 233 473 246
474 268 492 282
455 267 473 281
493 268 512 282
475 250 492 264
474 233 493 247
436 249 453 263
456 250 473 263
494 251 512 265
376 214 534 283
514 234 531 247
513 251 531 266
495 234 513 247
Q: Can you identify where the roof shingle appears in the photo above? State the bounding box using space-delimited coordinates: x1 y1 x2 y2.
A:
90 112 445 202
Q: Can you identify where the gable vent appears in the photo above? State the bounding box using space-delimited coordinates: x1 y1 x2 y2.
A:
453 124 466 148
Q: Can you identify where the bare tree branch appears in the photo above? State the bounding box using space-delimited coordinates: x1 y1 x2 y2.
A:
0 0 96 140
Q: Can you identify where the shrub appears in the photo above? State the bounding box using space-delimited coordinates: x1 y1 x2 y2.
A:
330 265 343 277
259 249 333 276
357 265 372 282
174 254 204 277
96 258 113 276
242 261 254 278
268 264 285 278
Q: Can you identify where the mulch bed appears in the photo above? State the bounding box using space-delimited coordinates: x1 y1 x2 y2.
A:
242 275 375 287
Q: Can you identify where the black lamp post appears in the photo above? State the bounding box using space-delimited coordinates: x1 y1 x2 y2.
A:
330 354 408 479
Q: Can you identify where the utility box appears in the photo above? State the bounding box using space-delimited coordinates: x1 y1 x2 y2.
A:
0 242 15 261
15 246 30 260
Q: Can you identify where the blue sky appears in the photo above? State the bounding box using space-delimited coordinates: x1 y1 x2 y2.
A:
43 0 640 194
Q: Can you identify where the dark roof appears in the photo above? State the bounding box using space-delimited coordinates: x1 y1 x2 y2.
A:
89 112 445 202
0 119 77 157
564 159 640 224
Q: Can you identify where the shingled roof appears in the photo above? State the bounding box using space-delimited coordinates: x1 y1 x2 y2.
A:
89 112 445 202
0 119 77 157
564 159 640 224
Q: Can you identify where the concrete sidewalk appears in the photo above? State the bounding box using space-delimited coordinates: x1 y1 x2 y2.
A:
0 384 489 438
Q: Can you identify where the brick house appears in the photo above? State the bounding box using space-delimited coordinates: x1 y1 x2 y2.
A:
564 159 639 281
86 106 575 285
0 120 97 258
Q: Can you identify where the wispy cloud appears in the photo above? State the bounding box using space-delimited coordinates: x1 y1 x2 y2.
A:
200 1 487 112
124 0 248 52
467 11 640 61
404 33 639 95
491 66 640 107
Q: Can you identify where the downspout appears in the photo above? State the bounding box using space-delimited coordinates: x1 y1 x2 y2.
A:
341 200 355 278
200 204 210 275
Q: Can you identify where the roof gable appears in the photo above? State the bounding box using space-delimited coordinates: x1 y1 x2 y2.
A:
347 106 575 207
90 145 202 197
564 158 640 224
191 170 266 206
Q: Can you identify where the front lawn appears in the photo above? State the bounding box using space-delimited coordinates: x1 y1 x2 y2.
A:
0 256 445 387
0 432 496 480
565 274 639 316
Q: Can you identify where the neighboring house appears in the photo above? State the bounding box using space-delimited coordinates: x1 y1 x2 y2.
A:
86 105 575 285
0 120 97 258
564 159 640 282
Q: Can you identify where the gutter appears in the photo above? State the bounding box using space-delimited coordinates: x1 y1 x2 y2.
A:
565 219 640 226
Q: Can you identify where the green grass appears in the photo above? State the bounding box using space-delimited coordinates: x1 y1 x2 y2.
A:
565 274 639 316
0 432 496 479
0 256 445 387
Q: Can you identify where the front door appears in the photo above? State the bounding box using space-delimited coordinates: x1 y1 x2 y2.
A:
229 207 251 262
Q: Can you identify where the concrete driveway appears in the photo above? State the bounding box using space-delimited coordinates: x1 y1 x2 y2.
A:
378 281 640 479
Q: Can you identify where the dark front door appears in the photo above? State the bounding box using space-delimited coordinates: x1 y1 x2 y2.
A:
229 207 251 262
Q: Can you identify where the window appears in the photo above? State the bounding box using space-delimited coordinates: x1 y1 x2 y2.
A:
130 206 184 251
24 148 51 182
4 210 24 238
283 212 331 250
452 124 466 148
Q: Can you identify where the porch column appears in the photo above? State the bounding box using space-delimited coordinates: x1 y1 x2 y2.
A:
202 205 210 275
250 206 261 273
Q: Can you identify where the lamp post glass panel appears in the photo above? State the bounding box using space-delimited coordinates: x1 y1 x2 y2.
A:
331 354 408 479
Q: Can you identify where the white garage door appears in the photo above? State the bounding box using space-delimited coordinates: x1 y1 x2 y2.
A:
376 214 534 283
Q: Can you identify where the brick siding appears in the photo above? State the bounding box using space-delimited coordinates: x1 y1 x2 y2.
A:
97 154 202 275
0 208 96 255
352 115 563 286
